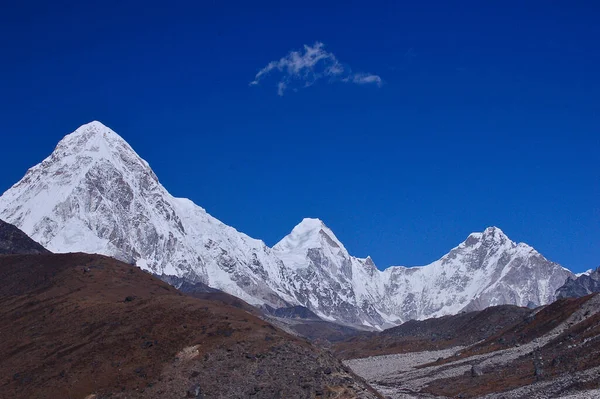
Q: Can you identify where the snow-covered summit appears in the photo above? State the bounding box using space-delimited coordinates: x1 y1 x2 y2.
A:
52 120 135 162
464 226 510 246
274 217 347 253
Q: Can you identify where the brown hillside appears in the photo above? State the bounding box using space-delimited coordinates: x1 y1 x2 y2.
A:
0 253 381 399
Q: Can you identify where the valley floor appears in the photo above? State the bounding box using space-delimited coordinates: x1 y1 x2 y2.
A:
346 346 600 399
340 294 600 398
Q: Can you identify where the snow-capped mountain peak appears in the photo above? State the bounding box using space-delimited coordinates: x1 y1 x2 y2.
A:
0 121 298 308
481 225 507 239
0 121 576 329
53 121 132 160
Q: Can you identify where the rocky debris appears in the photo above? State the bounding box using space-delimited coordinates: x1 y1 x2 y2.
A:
345 293 600 398
186 383 201 398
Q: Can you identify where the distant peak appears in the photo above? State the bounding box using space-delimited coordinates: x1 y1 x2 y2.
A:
464 226 512 247
273 217 347 253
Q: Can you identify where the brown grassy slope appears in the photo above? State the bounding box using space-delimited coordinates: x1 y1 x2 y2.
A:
0 253 381 399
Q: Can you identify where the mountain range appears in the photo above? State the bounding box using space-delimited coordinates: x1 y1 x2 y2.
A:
0 121 575 329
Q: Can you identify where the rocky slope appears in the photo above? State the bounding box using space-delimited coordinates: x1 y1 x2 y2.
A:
334 304 533 360
0 219 49 255
0 252 381 399
345 294 600 398
0 121 575 329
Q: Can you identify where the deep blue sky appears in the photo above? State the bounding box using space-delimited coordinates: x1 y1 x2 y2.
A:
0 1 598 272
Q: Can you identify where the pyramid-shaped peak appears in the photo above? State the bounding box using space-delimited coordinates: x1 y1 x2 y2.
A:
25 121 160 191
63 120 125 144
49 121 141 164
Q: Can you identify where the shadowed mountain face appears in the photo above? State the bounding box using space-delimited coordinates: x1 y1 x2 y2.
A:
0 253 381 399
0 219 49 255
556 267 600 298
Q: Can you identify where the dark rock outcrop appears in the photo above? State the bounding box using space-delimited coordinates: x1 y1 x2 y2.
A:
0 219 49 255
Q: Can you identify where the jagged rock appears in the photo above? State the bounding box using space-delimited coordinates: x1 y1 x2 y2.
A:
471 364 483 377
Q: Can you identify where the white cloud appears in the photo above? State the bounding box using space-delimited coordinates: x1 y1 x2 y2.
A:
277 81 287 96
351 73 383 87
250 42 382 95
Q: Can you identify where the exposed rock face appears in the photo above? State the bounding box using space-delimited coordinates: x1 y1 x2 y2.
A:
556 267 600 298
0 121 575 329
0 219 49 255
273 218 392 328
